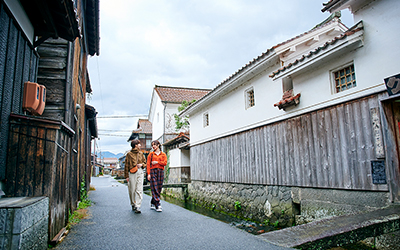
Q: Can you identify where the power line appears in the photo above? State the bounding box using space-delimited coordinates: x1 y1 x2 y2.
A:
98 133 131 137
98 129 133 132
97 115 147 119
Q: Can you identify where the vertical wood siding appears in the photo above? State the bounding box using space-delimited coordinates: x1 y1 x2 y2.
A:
191 94 388 191
0 3 38 180
6 116 73 239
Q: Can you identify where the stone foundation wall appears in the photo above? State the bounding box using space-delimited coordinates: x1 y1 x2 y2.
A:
186 181 391 228
187 181 295 227
0 197 49 250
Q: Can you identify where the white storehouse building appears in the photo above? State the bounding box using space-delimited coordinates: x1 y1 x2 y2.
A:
181 0 400 227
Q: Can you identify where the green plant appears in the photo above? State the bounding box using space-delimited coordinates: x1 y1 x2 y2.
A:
281 209 285 215
273 220 279 228
264 219 270 225
164 150 171 183
173 100 196 131
234 201 242 211
66 175 92 230
80 177 87 201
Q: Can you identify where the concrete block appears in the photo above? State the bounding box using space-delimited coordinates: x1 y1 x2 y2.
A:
299 188 389 208
259 205 400 249
0 197 49 250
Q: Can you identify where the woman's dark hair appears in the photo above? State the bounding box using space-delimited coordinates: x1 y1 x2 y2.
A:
151 140 162 151
131 139 140 149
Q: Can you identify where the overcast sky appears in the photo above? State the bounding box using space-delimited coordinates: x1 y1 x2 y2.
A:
86 0 354 156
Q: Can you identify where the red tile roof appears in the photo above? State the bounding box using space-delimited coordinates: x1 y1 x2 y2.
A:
269 24 363 78
274 93 301 110
137 119 152 134
155 86 211 103
163 132 190 147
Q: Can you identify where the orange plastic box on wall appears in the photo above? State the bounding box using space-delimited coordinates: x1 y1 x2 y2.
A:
34 84 46 115
22 81 46 115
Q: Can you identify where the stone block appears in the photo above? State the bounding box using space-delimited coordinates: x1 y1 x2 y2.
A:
260 206 400 249
0 197 48 250
0 209 11 235
291 187 300 204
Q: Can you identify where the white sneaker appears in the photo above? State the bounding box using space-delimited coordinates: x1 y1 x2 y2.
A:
150 204 156 210
156 206 162 212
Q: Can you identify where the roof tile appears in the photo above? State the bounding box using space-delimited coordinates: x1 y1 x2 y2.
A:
155 86 211 103
138 119 152 134
269 25 363 78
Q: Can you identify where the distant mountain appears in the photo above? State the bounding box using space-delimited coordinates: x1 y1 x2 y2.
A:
99 151 124 159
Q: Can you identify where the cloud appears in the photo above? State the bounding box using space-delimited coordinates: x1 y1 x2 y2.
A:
87 0 354 154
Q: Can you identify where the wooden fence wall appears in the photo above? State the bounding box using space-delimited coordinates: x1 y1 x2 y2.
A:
191 94 389 191
6 114 75 239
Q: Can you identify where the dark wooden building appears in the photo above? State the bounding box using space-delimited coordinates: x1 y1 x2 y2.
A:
0 0 99 241
128 119 153 153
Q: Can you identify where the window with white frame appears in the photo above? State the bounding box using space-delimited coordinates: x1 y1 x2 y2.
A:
333 64 356 93
245 87 255 109
203 112 209 127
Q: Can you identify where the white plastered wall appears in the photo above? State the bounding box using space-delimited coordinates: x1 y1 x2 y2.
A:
189 0 399 146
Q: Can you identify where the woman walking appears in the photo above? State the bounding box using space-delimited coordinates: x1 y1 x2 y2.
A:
147 140 167 212
125 140 146 213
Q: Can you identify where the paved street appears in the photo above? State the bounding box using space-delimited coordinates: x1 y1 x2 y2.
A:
55 176 292 250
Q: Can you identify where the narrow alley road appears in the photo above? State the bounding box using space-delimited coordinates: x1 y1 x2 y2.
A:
54 176 292 250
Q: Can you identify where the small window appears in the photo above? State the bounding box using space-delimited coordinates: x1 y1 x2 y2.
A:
333 64 356 93
203 112 209 127
245 87 255 109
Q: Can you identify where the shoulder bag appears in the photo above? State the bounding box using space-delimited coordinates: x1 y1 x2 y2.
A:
129 152 139 174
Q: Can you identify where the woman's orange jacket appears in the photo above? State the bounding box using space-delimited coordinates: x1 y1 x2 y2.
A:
147 151 167 175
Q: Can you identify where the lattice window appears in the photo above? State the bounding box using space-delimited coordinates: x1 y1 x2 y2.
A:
245 87 255 109
203 112 209 127
334 64 356 93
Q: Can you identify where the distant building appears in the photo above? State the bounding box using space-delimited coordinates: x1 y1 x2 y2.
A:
163 132 191 184
128 119 153 152
148 85 211 147
99 158 119 169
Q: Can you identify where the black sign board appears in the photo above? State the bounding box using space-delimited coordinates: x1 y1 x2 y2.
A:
371 160 387 184
384 73 400 96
